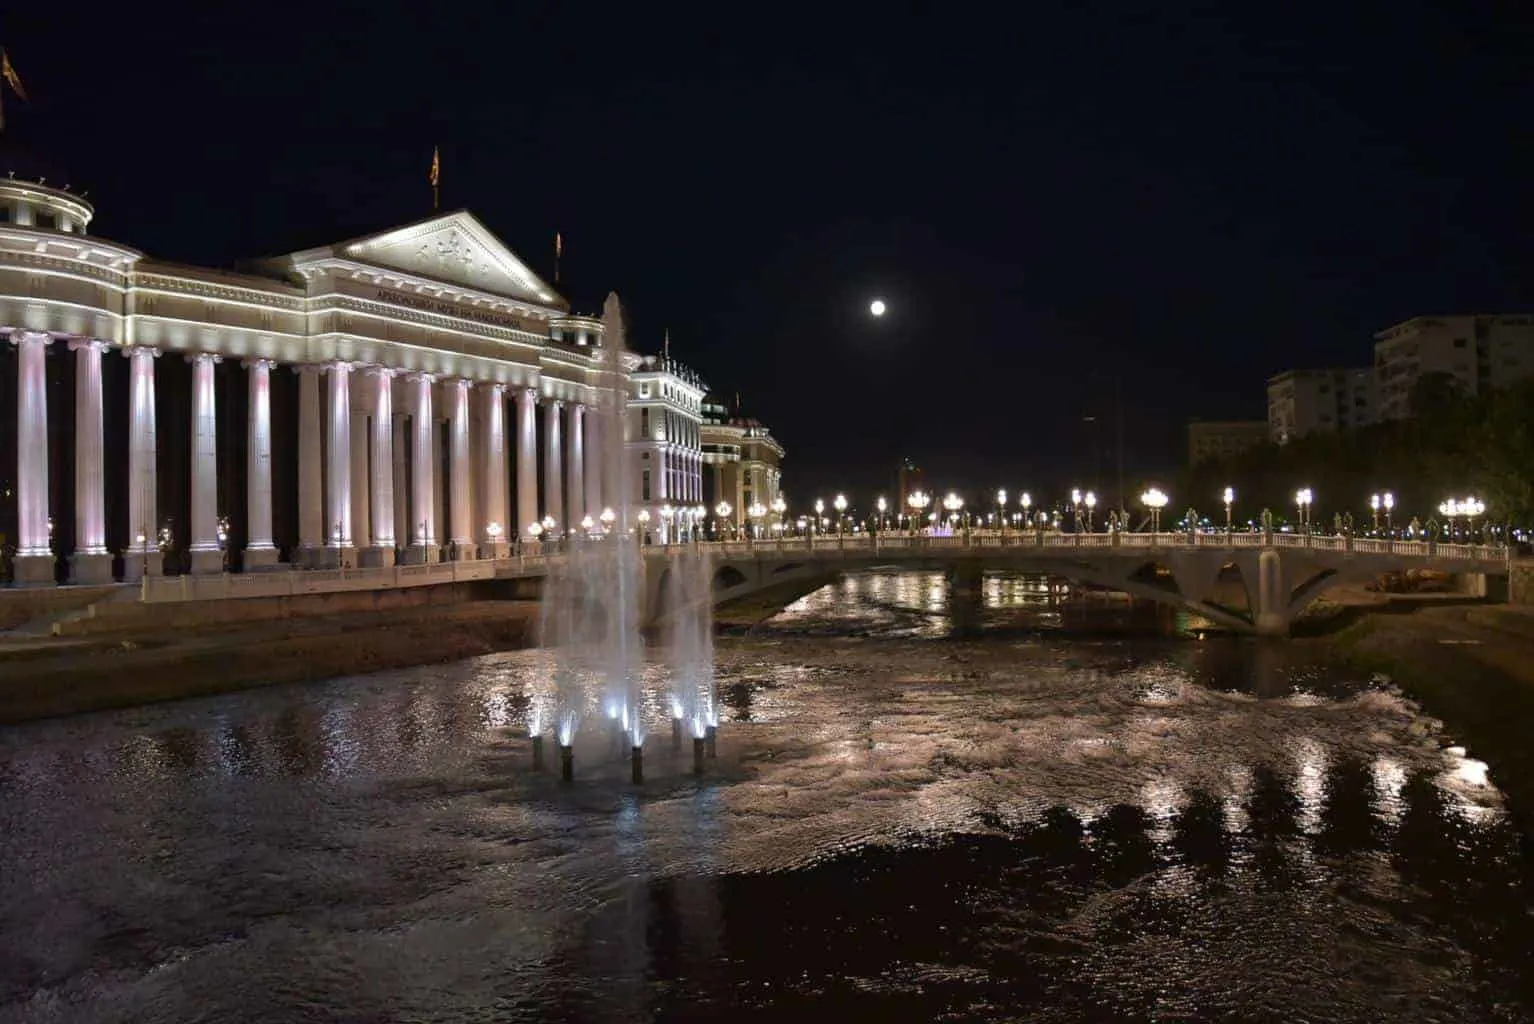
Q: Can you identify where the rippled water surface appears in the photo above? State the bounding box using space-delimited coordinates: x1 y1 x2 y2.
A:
1 570 1530 1022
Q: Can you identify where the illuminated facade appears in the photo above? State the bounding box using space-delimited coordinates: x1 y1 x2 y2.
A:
1374 314 1534 420
627 353 705 539
0 178 654 585
700 395 785 534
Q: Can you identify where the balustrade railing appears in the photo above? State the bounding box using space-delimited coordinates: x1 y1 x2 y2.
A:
135 530 1507 604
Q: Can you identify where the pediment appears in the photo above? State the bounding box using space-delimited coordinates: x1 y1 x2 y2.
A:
332 212 565 310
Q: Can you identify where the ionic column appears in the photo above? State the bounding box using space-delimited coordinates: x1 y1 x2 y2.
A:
515 387 538 542
584 405 603 519
67 339 112 583
567 403 586 532
447 378 473 559
481 383 508 554
365 367 396 567
543 398 564 532
243 358 278 570
9 331 51 584
297 366 323 560
188 352 223 575
124 345 159 582
325 362 353 563
408 372 437 562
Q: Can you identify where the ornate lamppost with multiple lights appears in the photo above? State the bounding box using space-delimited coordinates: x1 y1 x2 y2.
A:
875 496 887 533
715 501 733 540
942 492 964 535
1294 488 1313 535
906 490 930 534
748 502 766 539
1083 491 1097 532
1141 487 1168 535
833 494 848 537
1222 487 1234 535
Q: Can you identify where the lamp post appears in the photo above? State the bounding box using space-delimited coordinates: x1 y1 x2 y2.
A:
1222 487 1234 535
136 530 148 582
660 504 675 544
906 490 930 534
942 492 964 534
1070 488 1083 532
716 500 732 540
599 508 616 538
528 521 543 552
875 495 887 533
1370 493 1381 533
487 520 503 558
1020 492 1031 534
580 514 595 540
1140 487 1168 534
833 493 847 537
1383 491 1395 536
1294 488 1313 533
996 489 1007 535
748 502 766 539
637 508 652 543
771 495 787 536
1084 491 1097 533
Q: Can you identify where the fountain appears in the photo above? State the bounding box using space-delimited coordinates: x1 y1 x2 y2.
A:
530 292 717 783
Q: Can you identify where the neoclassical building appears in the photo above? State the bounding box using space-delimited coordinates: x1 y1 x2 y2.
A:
0 177 731 587
700 394 785 532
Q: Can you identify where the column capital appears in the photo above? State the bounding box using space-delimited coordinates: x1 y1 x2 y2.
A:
482 380 507 396
364 364 397 380
122 344 161 360
8 329 50 348
67 338 111 354
544 397 565 411
241 357 278 372
570 400 586 414
403 370 437 384
186 351 222 366
517 386 537 404
293 363 325 376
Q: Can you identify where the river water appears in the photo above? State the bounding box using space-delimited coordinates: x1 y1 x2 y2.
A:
1 570 1530 1022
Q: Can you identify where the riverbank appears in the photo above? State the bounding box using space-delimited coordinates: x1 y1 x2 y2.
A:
0 601 538 725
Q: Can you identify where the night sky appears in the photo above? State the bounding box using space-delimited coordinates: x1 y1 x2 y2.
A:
3 3 1530 508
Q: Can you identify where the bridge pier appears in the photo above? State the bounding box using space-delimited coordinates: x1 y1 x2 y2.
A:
1254 548 1291 637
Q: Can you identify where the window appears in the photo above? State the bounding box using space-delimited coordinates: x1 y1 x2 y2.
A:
34 211 56 230
642 470 651 501
640 408 650 436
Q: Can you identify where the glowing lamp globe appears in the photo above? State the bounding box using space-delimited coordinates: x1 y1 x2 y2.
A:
869 299 887 317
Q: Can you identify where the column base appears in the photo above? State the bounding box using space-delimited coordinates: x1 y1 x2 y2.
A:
359 546 396 568
404 544 439 565
11 554 56 587
243 546 280 571
189 549 225 576
447 542 477 562
68 552 115 585
314 546 357 570
482 541 510 560
121 549 163 584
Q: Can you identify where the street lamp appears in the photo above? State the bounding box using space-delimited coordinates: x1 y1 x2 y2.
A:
875 496 887 532
1383 491 1395 536
135 530 148 581
637 508 652 542
996 489 1007 534
716 500 733 540
1070 487 1083 532
833 493 847 536
660 504 675 543
599 508 616 537
748 501 766 538
528 521 543 549
942 491 964 532
581 514 595 536
906 490 930 533
1222 486 1234 534
1141 487 1169 534
1294 488 1313 532
1084 491 1097 532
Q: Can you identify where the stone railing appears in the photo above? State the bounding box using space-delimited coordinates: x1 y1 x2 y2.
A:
139 553 561 604
662 531 1508 562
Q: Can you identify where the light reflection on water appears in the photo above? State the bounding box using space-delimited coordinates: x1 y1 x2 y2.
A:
0 570 1527 1021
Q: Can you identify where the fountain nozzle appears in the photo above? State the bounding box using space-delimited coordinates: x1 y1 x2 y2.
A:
705 724 718 759
631 745 644 785
692 736 706 776
559 743 574 783
532 734 545 771
671 717 682 749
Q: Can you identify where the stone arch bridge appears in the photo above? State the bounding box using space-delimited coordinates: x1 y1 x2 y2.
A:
641 532 1509 636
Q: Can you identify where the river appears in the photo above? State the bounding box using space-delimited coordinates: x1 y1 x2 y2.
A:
0 569 1529 1022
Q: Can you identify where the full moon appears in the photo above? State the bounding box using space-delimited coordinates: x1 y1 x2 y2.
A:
869 299 887 317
